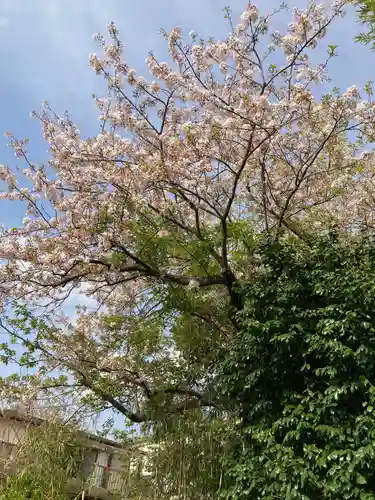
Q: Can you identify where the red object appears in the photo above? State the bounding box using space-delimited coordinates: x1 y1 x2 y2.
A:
106 463 109 472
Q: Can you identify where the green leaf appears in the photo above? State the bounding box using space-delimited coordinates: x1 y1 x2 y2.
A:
357 474 367 485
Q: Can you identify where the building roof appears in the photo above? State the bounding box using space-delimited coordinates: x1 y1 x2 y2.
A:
0 409 125 450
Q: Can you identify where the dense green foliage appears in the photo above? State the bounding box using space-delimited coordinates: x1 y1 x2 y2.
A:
219 234 375 499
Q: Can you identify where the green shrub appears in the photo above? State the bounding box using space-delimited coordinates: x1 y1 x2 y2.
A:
220 234 375 499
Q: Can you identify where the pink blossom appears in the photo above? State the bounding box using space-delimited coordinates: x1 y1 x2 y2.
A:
0 0 371 324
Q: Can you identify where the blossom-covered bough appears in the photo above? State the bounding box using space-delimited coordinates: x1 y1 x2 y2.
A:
0 0 374 423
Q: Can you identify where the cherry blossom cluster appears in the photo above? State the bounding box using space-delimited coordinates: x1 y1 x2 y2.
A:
0 0 374 418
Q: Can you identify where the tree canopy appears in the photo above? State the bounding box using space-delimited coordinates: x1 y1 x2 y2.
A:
219 233 375 498
2 1 375 497
1 0 375 425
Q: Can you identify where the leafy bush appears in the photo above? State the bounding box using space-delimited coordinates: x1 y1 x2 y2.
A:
220 234 375 499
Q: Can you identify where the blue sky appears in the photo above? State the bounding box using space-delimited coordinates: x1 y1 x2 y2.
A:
0 0 373 428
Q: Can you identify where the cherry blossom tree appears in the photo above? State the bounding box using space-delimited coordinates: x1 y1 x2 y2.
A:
0 0 375 423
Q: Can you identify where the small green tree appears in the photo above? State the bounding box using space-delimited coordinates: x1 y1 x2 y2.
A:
0 420 85 500
131 412 229 500
220 233 375 499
